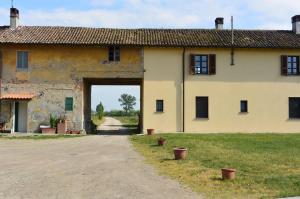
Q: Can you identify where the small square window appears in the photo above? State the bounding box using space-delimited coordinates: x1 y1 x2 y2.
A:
156 100 164 112
240 100 248 113
289 97 300 119
65 97 73 111
17 51 28 70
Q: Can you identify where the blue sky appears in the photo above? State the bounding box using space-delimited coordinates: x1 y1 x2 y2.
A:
1 0 299 110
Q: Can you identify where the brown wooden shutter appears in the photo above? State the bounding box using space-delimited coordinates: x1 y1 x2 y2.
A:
209 54 216 75
190 54 195 75
281 55 288 76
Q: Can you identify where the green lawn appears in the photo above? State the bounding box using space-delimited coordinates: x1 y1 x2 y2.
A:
130 133 300 199
91 114 105 126
113 116 139 128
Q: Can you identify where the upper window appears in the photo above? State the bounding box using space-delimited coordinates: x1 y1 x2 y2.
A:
240 100 248 113
190 54 216 75
289 97 300 119
195 55 209 74
156 100 164 113
109 46 120 62
65 97 73 111
287 56 299 75
196 97 209 118
17 51 28 70
281 55 299 76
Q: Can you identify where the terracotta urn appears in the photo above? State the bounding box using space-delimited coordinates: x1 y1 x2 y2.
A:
157 138 166 146
221 168 236 180
173 147 188 160
57 122 67 134
147 129 154 135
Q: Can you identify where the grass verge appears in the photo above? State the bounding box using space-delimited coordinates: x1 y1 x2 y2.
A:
113 116 138 127
130 133 300 199
91 114 105 126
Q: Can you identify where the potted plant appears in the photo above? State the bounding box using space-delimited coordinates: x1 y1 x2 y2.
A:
157 137 166 146
221 168 236 180
41 114 57 134
173 147 188 160
57 115 67 135
147 129 154 135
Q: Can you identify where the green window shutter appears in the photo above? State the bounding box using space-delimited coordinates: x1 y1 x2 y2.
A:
65 97 73 111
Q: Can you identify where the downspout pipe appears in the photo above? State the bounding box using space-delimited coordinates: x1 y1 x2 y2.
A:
182 48 186 132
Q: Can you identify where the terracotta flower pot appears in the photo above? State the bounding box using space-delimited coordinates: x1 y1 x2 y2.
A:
57 122 67 135
42 127 56 134
173 148 188 160
221 168 236 180
147 129 154 135
158 138 166 146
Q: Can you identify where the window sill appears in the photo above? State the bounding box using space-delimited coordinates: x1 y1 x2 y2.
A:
194 118 209 121
288 118 300 120
155 111 164 114
16 68 28 72
239 112 249 114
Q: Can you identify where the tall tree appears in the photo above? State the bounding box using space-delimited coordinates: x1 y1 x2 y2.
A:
96 102 104 119
118 94 136 115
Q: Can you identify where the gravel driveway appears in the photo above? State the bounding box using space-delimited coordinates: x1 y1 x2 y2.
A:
0 135 201 199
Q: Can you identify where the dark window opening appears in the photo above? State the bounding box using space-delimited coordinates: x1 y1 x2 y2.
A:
196 97 208 118
17 51 28 70
109 46 120 62
65 97 73 111
287 56 299 75
289 97 300 119
156 100 164 112
194 55 209 74
240 100 248 113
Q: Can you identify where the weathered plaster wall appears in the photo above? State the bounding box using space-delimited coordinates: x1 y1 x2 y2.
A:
0 45 143 132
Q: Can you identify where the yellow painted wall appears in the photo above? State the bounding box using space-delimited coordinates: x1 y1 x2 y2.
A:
143 48 183 132
144 47 300 133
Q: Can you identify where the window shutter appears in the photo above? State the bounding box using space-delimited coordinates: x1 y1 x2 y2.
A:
190 54 195 75
209 54 216 75
281 55 288 76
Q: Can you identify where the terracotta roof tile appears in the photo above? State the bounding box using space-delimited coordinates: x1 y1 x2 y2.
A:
0 26 300 48
0 93 35 100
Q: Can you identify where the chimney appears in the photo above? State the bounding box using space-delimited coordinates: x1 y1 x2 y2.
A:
10 7 19 29
215 17 224 30
292 15 300 34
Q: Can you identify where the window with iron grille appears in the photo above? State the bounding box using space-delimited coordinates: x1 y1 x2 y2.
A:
109 46 120 62
240 100 248 113
196 97 209 118
289 97 300 119
287 56 299 75
156 100 164 112
17 51 28 70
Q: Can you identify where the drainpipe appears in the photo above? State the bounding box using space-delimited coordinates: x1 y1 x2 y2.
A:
182 48 186 132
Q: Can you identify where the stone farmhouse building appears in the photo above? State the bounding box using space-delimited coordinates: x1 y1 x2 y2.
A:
1 8 300 133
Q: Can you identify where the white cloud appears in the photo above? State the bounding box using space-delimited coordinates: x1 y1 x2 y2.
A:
0 0 297 30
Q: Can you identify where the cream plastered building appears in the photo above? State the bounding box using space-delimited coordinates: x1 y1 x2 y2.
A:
1 8 300 133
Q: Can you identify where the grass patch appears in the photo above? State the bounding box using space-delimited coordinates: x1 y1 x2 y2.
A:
113 116 138 127
91 114 105 126
130 133 300 199
0 134 84 140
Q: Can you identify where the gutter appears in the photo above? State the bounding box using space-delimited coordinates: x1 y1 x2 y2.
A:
182 48 186 132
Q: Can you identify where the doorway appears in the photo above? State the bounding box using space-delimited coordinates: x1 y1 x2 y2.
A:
14 101 28 133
